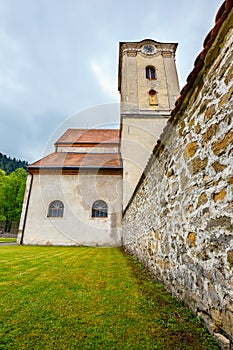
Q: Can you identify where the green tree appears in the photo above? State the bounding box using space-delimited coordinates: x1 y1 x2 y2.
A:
0 169 7 221
0 168 27 232
0 152 28 174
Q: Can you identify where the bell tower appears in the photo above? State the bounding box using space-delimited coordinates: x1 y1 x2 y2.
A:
119 39 180 208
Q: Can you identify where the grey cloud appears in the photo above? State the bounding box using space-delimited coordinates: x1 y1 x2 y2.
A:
0 0 223 162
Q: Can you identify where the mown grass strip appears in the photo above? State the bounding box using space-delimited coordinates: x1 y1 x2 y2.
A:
0 246 219 349
0 238 17 243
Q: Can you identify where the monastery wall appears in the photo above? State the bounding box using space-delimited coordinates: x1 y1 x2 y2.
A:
123 9 233 348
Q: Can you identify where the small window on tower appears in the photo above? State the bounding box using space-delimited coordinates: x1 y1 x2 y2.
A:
146 66 156 80
149 89 158 105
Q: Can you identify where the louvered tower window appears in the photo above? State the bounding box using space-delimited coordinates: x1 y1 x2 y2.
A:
146 66 156 80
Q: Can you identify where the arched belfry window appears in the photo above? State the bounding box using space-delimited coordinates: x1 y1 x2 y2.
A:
146 66 156 80
92 200 108 218
48 200 64 218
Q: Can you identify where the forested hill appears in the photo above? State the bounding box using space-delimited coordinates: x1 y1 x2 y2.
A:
0 153 28 174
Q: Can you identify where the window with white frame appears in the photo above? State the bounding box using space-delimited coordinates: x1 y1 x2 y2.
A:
48 200 64 218
92 200 108 218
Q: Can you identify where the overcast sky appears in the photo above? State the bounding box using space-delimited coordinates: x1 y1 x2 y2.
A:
0 0 223 162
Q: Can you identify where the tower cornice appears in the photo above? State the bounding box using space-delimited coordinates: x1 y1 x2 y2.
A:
118 39 178 92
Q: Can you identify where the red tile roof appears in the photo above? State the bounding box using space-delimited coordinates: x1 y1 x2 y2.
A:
29 152 122 169
55 129 120 145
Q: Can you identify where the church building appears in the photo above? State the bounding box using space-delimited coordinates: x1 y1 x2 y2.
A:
17 39 180 246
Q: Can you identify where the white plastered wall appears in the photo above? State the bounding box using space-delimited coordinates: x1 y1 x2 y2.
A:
21 171 122 246
121 115 169 208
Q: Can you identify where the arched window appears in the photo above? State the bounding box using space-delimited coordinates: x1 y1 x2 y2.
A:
146 66 156 80
48 200 64 218
92 200 108 218
149 89 158 105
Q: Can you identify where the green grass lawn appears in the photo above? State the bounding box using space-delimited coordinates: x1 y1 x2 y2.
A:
0 238 17 243
0 246 219 350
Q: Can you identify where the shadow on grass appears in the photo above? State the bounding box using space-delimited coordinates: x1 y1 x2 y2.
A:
119 247 220 350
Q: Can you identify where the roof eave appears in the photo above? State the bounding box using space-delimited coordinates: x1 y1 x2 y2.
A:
28 165 123 171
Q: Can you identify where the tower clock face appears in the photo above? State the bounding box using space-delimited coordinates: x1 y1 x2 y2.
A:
143 45 155 54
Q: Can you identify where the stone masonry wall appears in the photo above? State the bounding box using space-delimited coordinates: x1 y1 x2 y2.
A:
123 15 233 348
